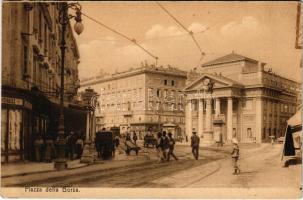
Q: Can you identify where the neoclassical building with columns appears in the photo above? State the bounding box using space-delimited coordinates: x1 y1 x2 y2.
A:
184 52 300 144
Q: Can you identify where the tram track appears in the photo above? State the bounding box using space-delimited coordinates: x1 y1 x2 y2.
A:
5 145 268 188
181 144 273 187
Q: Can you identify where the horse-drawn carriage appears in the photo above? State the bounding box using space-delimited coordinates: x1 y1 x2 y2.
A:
143 134 157 147
95 131 115 160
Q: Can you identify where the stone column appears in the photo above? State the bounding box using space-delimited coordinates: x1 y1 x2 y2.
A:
86 112 90 142
215 98 221 116
202 97 214 145
255 97 264 143
186 100 193 139
266 99 270 140
271 101 275 138
81 111 93 163
205 98 212 130
276 101 281 138
198 99 204 137
237 98 242 142
227 97 233 142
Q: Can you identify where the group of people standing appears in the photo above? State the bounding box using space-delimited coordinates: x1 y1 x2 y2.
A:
156 131 178 162
34 133 56 163
33 130 84 163
65 131 84 160
125 131 138 144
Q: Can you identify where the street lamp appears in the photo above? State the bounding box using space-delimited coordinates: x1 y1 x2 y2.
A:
54 2 84 170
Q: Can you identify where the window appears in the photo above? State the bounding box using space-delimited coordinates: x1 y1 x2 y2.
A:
33 54 37 84
23 45 28 77
127 102 131 111
2 110 7 151
44 23 47 54
171 80 175 86
247 128 252 138
8 110 22 151
164 80 167 85
157 89 160 97
163 90 167 98
38 10 42 38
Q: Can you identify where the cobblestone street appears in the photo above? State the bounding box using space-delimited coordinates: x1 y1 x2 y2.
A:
2 143 300 196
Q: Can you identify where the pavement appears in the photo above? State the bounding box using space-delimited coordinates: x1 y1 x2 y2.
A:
1 140 149 178
0 141 258 178
1 159 88 178
151 143 302 198
1 142 301 198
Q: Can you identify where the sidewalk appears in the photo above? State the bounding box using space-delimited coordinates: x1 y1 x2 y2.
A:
1 159 88 178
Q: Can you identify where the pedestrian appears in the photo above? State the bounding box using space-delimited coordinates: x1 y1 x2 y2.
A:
167 132 178 161
191 131 200 160
133 131 138 145
114 135 120 147
67 131 77 160
231 138 240 175
76 135 84 159
34 134 44 162
125 132 131 141
161 131 170 160
44 134 55 163
156 132 165 163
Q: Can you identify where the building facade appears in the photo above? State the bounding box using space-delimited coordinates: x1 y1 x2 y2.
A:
80 64 187 139
1 2 84 162
184 52 300 144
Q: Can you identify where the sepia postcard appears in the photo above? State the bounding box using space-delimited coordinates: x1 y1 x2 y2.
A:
0 1 302 199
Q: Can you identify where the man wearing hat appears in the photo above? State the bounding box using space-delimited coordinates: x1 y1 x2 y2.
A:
167 132 178 161
191 129 200 160
231 139 240 175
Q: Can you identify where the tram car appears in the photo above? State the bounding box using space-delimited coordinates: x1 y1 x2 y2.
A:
95 131 115 160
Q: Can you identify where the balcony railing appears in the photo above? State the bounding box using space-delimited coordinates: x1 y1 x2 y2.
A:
122 110 133 116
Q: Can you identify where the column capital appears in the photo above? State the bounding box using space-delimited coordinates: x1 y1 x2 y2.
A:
227 96 233 101
205 98 212 105
186 99 192 104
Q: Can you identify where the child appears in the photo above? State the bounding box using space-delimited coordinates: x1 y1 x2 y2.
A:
231 139 240 175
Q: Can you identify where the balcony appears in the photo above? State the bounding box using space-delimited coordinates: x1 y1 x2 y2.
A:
122 110 133 116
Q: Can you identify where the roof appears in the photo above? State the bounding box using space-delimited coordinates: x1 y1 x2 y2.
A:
80 65 187 86
201 52 258 67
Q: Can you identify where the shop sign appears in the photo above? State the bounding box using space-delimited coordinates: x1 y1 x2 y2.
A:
2 97 23 106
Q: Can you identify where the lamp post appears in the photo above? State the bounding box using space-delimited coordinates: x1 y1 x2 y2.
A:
54 2 84 170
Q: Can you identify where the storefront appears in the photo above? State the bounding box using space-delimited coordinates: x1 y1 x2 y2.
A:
1 94 33 162
1 87 89 163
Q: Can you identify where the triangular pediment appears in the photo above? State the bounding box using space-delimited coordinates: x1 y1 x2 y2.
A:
184 73 243 91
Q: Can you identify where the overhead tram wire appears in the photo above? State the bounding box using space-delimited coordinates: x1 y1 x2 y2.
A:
80 12 159 65
156 2 205 66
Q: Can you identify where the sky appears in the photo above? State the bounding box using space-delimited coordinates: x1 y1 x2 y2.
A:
71 1 302 82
